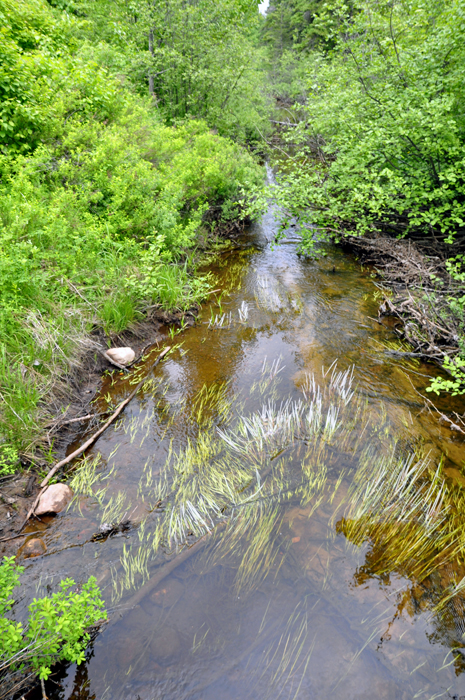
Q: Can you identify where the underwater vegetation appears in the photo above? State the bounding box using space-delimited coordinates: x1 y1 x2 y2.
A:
70 357 465 631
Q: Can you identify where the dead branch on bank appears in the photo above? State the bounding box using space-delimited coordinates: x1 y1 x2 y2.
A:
19 346 171 531
347 234 463 367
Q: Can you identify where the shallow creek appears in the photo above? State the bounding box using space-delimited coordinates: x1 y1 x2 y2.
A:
18 180 465 700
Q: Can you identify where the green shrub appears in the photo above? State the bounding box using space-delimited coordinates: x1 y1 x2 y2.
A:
0 0 264 462
256 0 465 395
265 0 465 246
0 445 19 477
0 557 106 686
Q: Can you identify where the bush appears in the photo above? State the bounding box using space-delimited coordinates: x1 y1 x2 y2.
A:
0 557 106 692
258 0 465 394
0 0 264 460
0 445 18 477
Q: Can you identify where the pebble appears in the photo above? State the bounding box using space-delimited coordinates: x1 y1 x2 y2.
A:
36 483 73 515
18 537 46 558
104 347 135 366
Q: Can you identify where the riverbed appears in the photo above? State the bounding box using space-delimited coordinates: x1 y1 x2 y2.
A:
17 176 465 700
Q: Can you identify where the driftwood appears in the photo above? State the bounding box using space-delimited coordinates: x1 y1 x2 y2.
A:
20 346 171 531
347 234 463 367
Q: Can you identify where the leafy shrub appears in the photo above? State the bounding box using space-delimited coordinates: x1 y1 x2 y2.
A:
0 557 106 687
266 0 465 246
257 0 465 395
0 0 264 463
0 445 18 477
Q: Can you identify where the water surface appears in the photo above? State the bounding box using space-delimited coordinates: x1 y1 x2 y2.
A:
18 185 465 700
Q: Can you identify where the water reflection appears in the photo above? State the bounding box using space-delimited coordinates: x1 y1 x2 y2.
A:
18 197 465 700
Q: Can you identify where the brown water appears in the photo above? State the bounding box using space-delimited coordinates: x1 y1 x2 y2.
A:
18 176 465 700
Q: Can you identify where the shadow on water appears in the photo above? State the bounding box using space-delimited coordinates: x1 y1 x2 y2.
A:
19 174 465 700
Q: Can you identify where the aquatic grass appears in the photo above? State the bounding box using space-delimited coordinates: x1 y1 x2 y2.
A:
252 598 316 700
69 454 114 511
90 358 465 621
254 277 303 315
237 300 249 323
100 490 130 527
207 311 233 330
111 363 369 598
189 381 234 428
336 447 465 590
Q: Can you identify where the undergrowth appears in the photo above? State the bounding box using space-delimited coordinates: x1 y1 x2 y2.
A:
0 0 264 465
0 556 106 698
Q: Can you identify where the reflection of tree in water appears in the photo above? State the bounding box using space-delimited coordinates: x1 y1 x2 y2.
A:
342 464 465 677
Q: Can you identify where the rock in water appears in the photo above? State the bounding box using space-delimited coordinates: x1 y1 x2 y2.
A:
18 537 46 558
104 347 135 366
36 483 73 515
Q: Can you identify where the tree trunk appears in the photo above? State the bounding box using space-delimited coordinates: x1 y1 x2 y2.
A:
148 29 155 96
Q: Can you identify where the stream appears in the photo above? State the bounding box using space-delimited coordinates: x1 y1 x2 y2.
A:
16 168 465 700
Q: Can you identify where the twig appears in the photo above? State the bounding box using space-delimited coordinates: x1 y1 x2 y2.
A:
19 347 171 531
0 531 42 543
407 376 465 435
48 414 97 428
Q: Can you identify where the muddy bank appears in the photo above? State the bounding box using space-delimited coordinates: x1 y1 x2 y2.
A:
0 307 199 556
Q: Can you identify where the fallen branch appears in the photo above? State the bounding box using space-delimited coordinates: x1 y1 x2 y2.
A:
0 531 43 544
19 346 171 531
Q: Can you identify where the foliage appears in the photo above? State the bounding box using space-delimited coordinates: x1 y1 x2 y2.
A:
261 0 340 56
65 0 271 142
265 0 465 243
257 0 465 393
426 356 465 396
0 445 19 477
0 0 264 462
0 557 106 685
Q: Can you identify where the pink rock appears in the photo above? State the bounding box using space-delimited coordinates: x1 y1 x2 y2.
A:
104 347 135 366
36 483 73 515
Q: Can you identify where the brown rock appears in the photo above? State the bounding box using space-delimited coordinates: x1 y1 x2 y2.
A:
149 626 181 663
18 537 46 558
104 347 135 366
149 578 184 608
36 483 73 515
